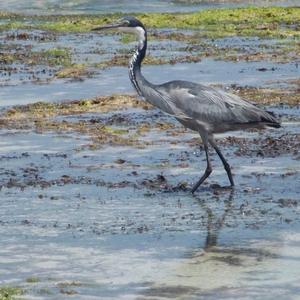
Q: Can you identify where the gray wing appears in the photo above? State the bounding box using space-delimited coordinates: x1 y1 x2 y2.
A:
156 80 279 129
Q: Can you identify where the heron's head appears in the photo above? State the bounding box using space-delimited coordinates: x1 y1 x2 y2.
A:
92 16 146 42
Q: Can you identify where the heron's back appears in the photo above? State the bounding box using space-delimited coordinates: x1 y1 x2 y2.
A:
154 80 280 133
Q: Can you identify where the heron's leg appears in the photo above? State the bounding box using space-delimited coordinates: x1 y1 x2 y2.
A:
191 132 212 193
209 138 234 187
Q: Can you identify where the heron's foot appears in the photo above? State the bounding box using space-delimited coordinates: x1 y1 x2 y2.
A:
191 185 200 194
191 167 212 194
228 177 235 187
224 165 234 186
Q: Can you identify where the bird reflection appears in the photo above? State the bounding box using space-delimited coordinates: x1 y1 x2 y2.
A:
138 190 237 299
194 189 234 250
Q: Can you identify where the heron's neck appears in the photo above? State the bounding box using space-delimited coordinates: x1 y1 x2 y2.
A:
128 27 149 96
127 28 173 114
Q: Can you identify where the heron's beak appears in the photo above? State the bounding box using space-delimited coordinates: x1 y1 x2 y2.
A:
92 21 124 31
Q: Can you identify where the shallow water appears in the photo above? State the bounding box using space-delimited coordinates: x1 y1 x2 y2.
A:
1 2 300 299
0 109 299 299
0 58 298 107
0 27 298 108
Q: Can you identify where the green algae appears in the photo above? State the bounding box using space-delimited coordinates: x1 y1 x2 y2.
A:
231 86 300 106
0 7 299 38
0 7 298 80
55 64 94 78
0 287 23 300
25 276 40 283
35 47 71 66
0 94 151 148
1 94 151 121
102 126 129 135
0 46 71 67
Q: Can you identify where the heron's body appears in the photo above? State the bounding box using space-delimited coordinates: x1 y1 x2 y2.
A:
93 16 280 192
141 79 279 134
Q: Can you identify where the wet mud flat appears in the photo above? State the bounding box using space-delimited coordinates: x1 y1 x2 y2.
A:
0 4 300 300
0 93 300 299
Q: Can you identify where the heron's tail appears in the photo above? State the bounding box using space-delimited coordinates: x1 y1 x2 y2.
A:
266 122 281 128
262 110 281 128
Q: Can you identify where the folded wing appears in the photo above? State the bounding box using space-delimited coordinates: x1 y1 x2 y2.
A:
156 80 280 131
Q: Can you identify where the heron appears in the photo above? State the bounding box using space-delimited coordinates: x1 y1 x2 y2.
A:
92 16 281 193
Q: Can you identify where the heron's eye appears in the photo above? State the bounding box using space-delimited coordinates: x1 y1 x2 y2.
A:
120 19 130 26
